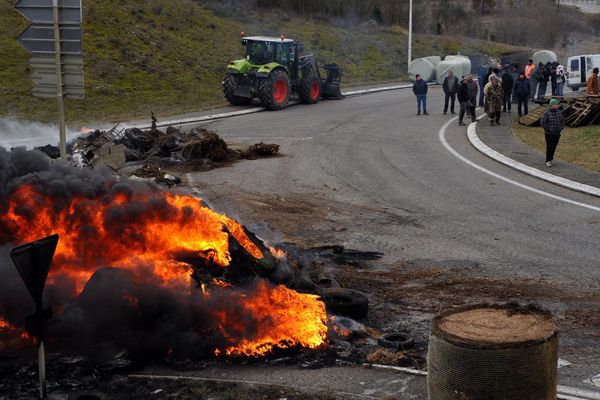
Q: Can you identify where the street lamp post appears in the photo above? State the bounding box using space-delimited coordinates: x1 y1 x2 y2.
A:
408 0 413 70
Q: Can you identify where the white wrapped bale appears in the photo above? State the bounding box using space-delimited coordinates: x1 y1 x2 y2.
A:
436 59 465 84
409 58 436 82
532 50 557 66
445 56 472 78
423 56 442 67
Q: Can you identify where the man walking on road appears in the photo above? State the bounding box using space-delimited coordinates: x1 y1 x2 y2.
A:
412 74 428 116
484 76 504 126
442 71 459 115
586 67 599 95
541 99 565 167
466 74 478 123
457 76 469 126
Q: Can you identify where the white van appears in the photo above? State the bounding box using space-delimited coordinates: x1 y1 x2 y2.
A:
567 54 600 91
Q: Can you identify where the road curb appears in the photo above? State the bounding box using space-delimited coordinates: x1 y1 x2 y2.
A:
467 121 600 198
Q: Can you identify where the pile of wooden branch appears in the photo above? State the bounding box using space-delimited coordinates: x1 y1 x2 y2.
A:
519 95 600 127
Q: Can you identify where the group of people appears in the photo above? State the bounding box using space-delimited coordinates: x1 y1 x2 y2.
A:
412 72 478 124
410 59 585 167
523 59 568 99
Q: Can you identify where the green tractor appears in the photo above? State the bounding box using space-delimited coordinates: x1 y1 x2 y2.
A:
223 35 342 110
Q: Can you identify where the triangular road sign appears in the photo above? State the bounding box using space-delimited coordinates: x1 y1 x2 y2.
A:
10 234 59 303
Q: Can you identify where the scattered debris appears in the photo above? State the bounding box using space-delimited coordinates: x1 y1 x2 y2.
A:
366 348 406 365
130 164 181 187
33 122 280 187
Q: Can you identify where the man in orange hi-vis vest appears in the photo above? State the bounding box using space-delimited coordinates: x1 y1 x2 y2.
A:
525 59 536 101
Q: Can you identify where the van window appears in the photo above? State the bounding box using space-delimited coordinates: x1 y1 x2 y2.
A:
587 57 593 70
571 59 579 71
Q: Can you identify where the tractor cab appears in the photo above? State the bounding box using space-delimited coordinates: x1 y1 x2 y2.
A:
242 36 297 71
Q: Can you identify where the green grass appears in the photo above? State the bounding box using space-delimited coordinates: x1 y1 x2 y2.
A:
513 119 600 173
0 0 527 125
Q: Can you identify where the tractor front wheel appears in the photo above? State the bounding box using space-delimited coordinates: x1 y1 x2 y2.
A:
223 74 252 106
299 70 321 104
259 70 290 110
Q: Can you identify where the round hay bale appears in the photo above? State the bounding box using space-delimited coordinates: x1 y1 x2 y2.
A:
427 303 559 400
532 50 558 66
409 58 436 82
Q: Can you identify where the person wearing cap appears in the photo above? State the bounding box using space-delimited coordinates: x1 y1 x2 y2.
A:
412 74 429 116
541 99 565 167
484 76 504 126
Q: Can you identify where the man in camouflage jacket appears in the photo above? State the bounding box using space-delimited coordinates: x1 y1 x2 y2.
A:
484 76 504 126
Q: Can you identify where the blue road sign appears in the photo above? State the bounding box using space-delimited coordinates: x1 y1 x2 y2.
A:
14 0 82 25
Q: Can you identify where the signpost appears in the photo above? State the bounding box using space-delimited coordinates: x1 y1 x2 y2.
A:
15 0 84 160
10 234 59 400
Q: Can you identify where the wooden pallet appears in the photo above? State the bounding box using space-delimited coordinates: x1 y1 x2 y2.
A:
538 95 600 127
519 105 548 126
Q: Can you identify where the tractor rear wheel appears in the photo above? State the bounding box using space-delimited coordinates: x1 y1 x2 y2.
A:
223 74 252 106
299 70 321 104
259 70 290 110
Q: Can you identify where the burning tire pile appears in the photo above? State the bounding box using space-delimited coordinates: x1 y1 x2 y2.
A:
0 147 417 399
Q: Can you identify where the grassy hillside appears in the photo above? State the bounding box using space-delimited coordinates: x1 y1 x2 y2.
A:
0 0 523 124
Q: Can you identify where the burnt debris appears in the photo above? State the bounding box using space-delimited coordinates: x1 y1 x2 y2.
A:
33 124 280 187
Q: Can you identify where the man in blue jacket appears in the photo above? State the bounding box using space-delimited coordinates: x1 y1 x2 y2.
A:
412 74 428 116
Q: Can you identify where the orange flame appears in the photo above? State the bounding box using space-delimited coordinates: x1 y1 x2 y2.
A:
330 316 351 338
2 184 263 293
214 280 327 357
0 318 32 347
268 245 287 259
212 279 232 288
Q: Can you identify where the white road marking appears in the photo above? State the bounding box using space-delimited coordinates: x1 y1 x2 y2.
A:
438 117 600 213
